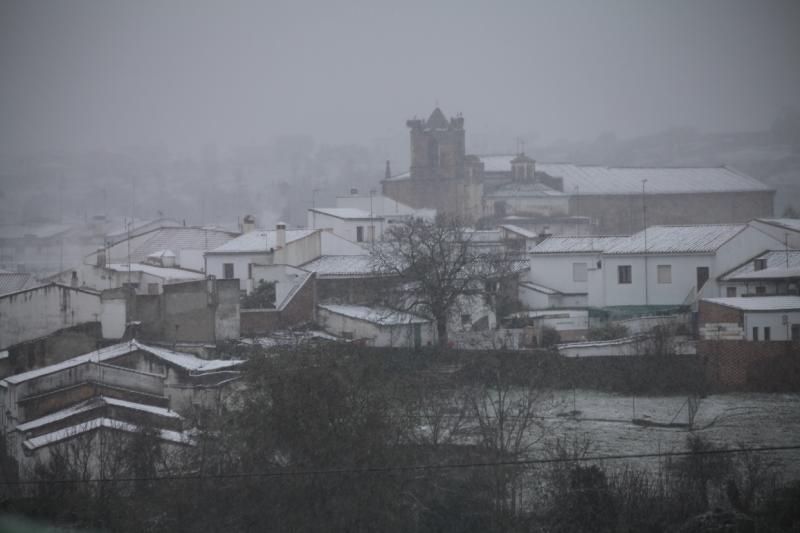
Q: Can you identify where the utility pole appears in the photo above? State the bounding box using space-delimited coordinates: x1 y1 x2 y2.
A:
642 179 648 306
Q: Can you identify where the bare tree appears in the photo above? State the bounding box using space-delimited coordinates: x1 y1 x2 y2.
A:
374 214 520 348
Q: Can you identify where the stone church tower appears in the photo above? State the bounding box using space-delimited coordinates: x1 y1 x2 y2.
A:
382 108 483 219
407 108 465 180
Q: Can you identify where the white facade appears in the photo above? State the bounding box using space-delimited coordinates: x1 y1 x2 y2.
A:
308 208 385 243
0 284 101 350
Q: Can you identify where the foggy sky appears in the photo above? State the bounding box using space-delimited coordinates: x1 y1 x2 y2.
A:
1 0 799 157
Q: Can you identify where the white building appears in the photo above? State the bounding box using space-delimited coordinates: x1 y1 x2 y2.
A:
718 250 800 297
592 224 786 307
205 224 365 291
699 296 800 341
524 235 623 308
317 303 434 348
308 207 385 243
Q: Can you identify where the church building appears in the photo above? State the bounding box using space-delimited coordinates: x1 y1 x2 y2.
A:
382 108 775 234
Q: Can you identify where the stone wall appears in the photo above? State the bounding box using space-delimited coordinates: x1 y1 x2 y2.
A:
382 177 482 220
568 190 774 235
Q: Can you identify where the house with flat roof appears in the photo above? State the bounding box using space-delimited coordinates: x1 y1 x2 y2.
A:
699 296 800 342
307 207 385 243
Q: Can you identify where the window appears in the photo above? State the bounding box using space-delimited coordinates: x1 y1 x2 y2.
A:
618 265 632 284
726 287 737 297
754 258 767 271
764 327 771 341
792 324 800 341
752 327 759 341
356 226 364 242
223 263 234 279
147 283 159 295
461 314 471 325
572 262 588 282
657 265 672 284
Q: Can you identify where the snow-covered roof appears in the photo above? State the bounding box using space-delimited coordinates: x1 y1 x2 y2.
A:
385 158 771 196
604 224 746 254
105 226 239 263
500 224 538 239
23 418 193 451
16 396 180 433
208 229 316 254
309 207 382 220
482 157 770 195
106 263 204 282
721 250 800 281
301 254 382 278
1 340 243 386
529 235 623 254
702 296 800 312
755 218 800 233
518 281 559 295
318 304 430 325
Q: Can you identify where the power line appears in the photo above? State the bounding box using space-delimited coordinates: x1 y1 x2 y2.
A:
4 443 799 487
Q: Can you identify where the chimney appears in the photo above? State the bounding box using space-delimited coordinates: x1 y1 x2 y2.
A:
242 214 256 233
70 271 78 287
276 222 286 249
350 188 359 195
384 160 391 180
96 248 106 268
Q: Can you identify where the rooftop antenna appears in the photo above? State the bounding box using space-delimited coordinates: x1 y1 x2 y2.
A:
642 179 648 306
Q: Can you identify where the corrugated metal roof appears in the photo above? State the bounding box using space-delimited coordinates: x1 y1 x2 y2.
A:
529 235 623 254
0 273 38 295
482 156 770 195
604 224 745 254
318 304 430 325
721 250 800 281
702 296 800 311
126 227 238 262
208 229 316 254
385 158 770 196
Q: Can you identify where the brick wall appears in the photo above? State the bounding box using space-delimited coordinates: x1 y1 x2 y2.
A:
698 340 800 390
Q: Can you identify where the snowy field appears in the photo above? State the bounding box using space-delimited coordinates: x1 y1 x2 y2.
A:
531 391 800 477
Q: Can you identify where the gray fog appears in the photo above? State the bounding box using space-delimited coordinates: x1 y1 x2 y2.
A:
2 0 799 155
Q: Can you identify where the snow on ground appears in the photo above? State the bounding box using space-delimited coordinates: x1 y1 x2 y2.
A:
537 390 800 477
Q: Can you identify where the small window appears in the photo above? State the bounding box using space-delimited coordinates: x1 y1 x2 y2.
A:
356 226 364 242
657 265 672 284
752 327 759 341
755 286 766 296
223 263 234 279
572 262 588 282
764 327 771 341
618 265 632 284
726 287 737 297
754 258 767 271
